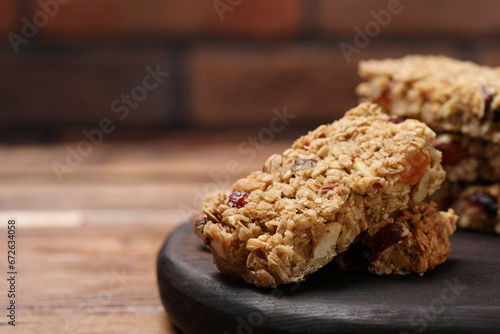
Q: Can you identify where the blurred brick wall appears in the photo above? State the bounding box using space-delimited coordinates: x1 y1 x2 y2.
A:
1 0 500 138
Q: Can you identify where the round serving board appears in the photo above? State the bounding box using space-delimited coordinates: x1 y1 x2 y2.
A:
157 222 500 334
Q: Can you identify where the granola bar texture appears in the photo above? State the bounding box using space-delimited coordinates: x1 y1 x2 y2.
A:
433 133 500 182
453 184 500 234
357 55 500 143
334 202 456 274
193 103 456 288
432 182 500 235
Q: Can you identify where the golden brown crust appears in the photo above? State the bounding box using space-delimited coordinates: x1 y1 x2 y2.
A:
357 55 500 143
335 202 457 274
448 183 500 234
194 103 454 287
433 133 500 182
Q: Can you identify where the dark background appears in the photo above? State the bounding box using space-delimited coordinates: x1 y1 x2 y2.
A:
2 0 500 143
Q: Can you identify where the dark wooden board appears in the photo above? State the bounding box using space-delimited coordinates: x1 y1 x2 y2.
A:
157 222 500 334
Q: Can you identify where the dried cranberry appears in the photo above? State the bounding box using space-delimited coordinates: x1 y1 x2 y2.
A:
370 224 405 262
388 116 403 124
467 193 498 219
342 242 372 270
433 142 467 166
229 191 249 208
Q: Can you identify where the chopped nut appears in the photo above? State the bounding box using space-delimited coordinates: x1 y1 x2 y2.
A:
232 177 265 193
313 222 342 259
320 183 340 197
412 172 430 202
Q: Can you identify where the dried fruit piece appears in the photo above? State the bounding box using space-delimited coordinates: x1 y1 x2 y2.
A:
388 116 403 124
229 191 249 208
370 223 405 262
467 193 498 219
433 142 467 166
398 150 430 185
342 242 372 270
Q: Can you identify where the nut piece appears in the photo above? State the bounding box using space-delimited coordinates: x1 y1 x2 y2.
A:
232 177 265 193
412 172 430 202
320 183 340 197
313 222 342 259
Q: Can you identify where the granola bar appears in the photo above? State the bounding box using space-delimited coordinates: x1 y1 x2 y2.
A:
357 55 500 143
430 181 500 234
433 133 500 182
193 103 455 288
334 202 457 274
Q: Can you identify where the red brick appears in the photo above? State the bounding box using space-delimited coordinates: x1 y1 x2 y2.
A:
0 1 18 34
0 48 173 127
344 40 460 68
211 0 303 38
318 0 500 38
187 42 460 128
34 0 302 38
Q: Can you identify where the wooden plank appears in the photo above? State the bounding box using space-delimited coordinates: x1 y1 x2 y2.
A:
0 135 293 183
0 135 299 332
0 224 180 333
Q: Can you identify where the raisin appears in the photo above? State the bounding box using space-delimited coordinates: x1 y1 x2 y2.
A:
467 193 498 219
433 142 467 166
229 191 249 208
342 242 372 270
398 150 431 185
370 223 405 262
388 116 403 124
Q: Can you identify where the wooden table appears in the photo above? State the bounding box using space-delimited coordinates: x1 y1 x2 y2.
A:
0 132 295 333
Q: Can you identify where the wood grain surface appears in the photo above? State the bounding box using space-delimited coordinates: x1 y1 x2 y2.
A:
0 134 293 334
158 223 500 334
